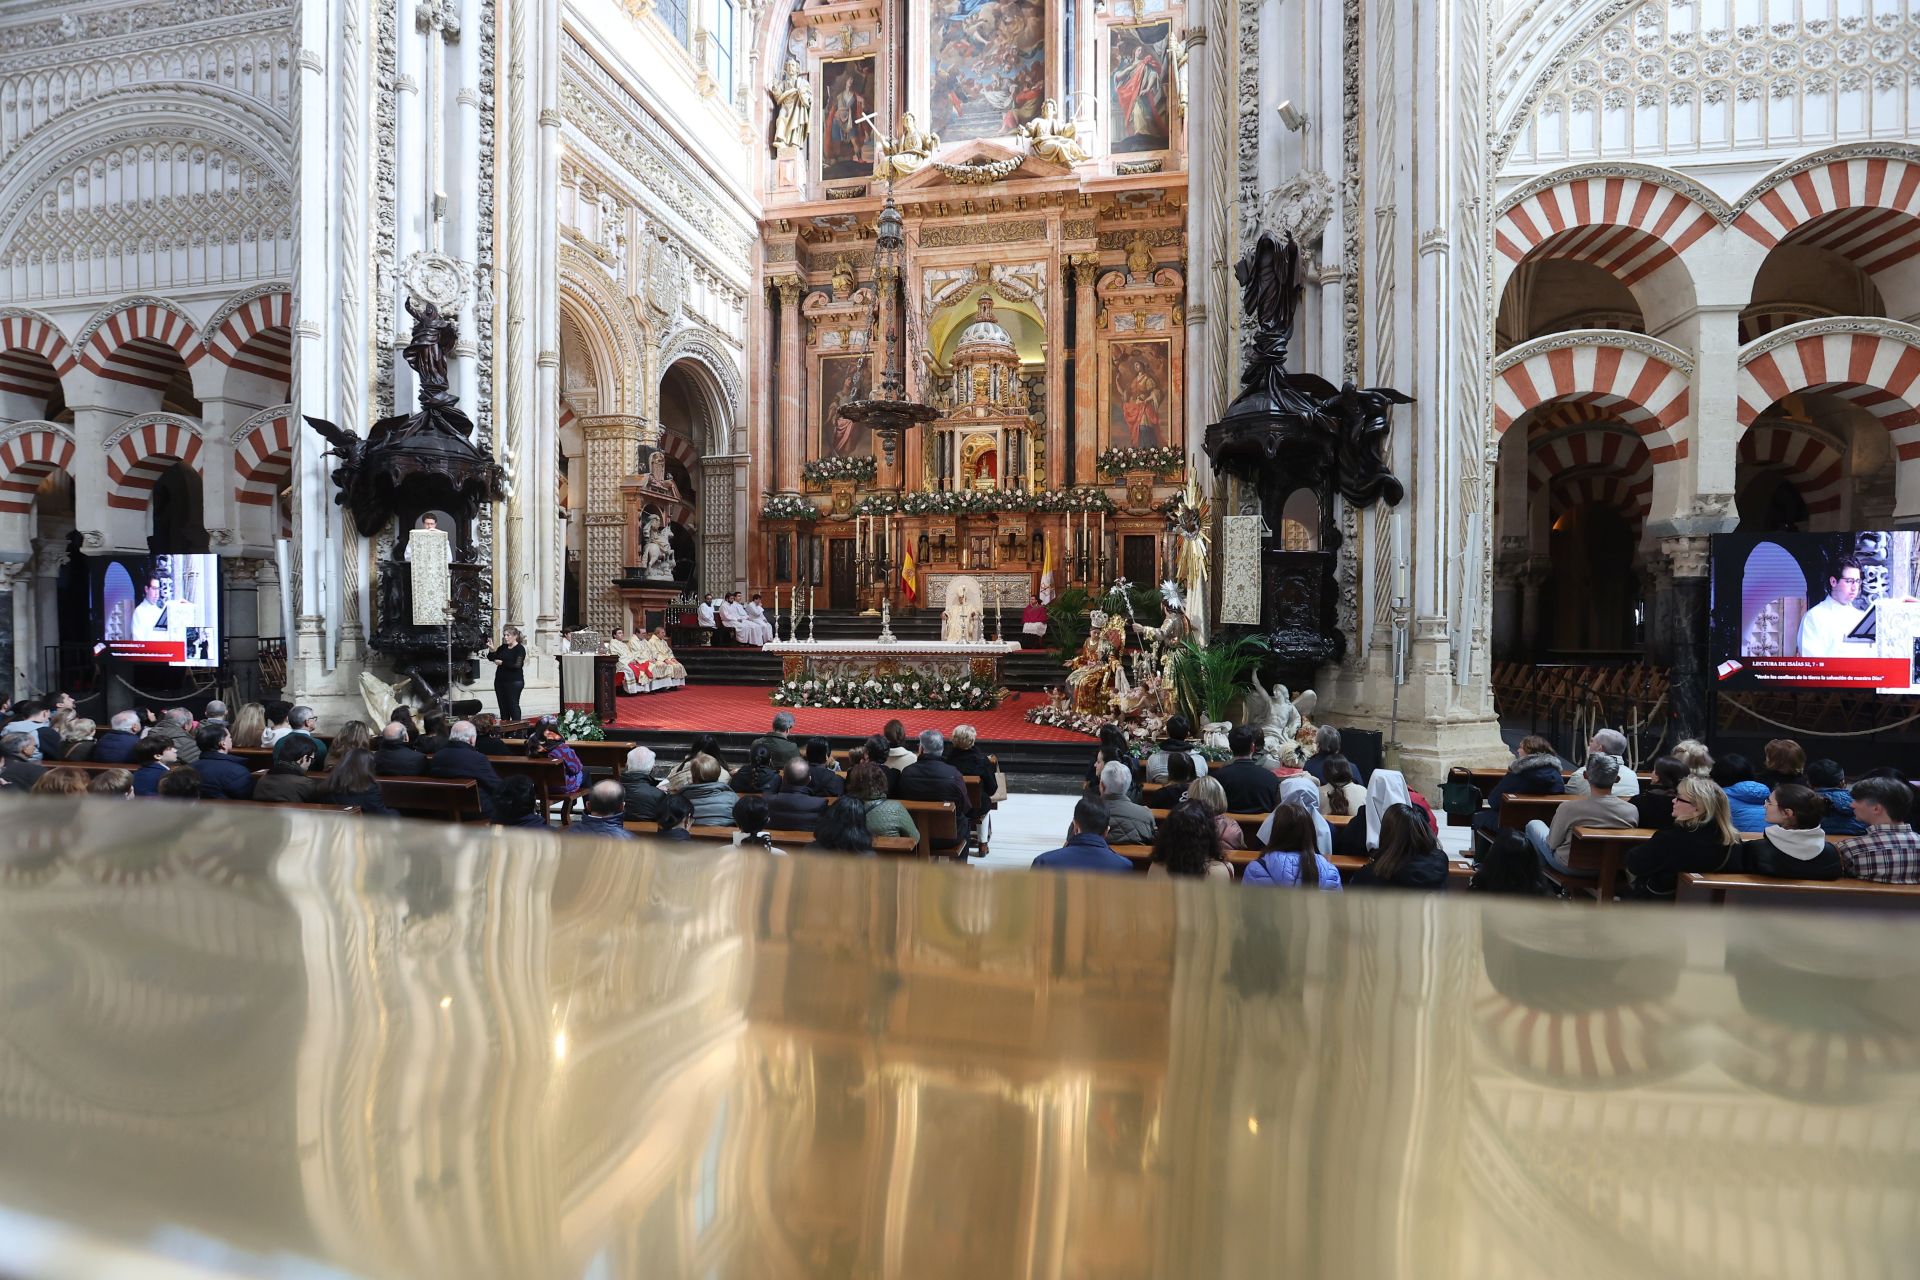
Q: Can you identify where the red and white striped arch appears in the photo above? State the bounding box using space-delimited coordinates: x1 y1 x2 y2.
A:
1525 422 1654 528
657 427 699 474
1739 304 1834 346
0 424 75 515
104 413 203 510
1734 152 1920 262
1494 336 1691 461
0 310 77 406
1496 174 1717 284
1736 322 1920 460
207 290 293 382
1782 206 1920 279
77 299 206 392
1738 423 1846 517
232 405 294 508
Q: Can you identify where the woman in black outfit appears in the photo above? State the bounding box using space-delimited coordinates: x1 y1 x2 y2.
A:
488 626 527 720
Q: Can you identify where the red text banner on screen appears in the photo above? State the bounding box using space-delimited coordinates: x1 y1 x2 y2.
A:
108 640 186 663
1718 657 1913 690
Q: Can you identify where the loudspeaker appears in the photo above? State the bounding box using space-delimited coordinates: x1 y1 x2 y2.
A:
1338 727 1383 778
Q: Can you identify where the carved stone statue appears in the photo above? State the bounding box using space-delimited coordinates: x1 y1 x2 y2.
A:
640 512 677 582
1018 99 1088 165
830 253 856 299
1125 233 1155 283
770 59 811 150
873 112 938 180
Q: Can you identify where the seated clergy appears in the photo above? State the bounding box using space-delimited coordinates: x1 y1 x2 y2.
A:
731 591 771 645
742 594 775 645
646 627 687 686
608 629 655 694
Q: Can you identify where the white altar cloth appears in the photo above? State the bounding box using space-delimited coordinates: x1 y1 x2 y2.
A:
764 640 1019 656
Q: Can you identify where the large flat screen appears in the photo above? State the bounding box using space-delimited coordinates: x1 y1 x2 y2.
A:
94 554 221 668
1711 531 1920 694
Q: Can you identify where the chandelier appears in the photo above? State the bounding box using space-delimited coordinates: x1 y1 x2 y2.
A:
838 186 938 466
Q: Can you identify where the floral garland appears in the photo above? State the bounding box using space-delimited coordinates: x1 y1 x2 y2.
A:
802 455 878 485
930 154 1024 184
761 494 822 521
853 487 1115 517
1024 703 1154 742
1095 446 1185 478
558 709 606 741
774 671 1007 710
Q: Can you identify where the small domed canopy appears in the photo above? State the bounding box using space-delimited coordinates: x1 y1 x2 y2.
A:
954 295 1016 357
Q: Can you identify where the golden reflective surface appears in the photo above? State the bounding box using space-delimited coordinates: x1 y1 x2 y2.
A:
2 797 1918 1279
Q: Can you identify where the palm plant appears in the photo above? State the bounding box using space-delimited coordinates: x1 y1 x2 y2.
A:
1172 634 1271 726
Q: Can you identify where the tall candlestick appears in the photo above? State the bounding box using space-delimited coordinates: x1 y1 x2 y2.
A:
807 584 815 641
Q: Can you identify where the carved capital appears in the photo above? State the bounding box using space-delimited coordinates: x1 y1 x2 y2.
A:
1071 253 1100 289
1183 25 1207 46
774 277 804 307
1660 535 1712 580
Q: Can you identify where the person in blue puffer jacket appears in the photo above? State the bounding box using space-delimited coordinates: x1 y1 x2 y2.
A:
1242 804 1343 890
1807 757 1867 836
1713 753 1770 833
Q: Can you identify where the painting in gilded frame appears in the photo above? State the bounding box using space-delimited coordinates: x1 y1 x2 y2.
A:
821 57 875 182
928 0 1047 143
1107 340 1170 451
818 354 872 457
1110 22 1172 154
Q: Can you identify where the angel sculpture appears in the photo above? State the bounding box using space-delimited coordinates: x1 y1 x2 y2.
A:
1242 672 1318 760
1321 381 1412 508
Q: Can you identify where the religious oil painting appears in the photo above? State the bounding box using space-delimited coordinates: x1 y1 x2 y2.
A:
928 0 1047 143
1108 341 1170 450
818 353 872 457
1110 22 1172 153
821 57 875 181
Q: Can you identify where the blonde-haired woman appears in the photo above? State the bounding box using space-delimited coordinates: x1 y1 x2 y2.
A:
1185 776 1247 851
1624 776 1738 900
1672 738 1712 777
231 703 268 749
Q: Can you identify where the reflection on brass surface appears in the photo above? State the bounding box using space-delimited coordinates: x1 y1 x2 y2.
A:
1 797 1917 1278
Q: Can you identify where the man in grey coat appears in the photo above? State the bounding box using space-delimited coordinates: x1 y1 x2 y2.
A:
1100 759 1157 845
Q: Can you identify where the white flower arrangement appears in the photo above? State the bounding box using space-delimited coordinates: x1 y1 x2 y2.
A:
1095 446 1185 478
802 455 879 485
772 671 1007 710
761 494 823 522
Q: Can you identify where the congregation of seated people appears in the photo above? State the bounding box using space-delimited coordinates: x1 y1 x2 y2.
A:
4 689 1915 898
1456 727 1919 894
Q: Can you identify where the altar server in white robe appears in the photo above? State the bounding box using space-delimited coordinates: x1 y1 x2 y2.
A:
738 593 774 645
697 595 717 628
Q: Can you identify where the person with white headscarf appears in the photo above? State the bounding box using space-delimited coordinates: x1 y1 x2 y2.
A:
1334 768 1413 859
1258 773 1333 856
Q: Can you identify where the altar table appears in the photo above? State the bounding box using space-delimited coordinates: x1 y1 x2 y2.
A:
764 639 1020 685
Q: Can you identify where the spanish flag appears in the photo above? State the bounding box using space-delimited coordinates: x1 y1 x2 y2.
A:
900 544 920 604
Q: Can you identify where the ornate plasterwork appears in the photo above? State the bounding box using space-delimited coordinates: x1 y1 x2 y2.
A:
1495 160 1733 221
560 32 753 271
1728 140 1920 217
1493 327 1696 377
1499 0 1920 170
918 220 1049 247
657 328 744 452
0 0 291 61
0 419 73 451
1736 315 1920 366
101 411 202 456
1252 170 1335 256
228 402 293 447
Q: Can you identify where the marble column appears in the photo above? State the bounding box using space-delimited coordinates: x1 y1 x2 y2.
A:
774 277 804 494
1660 535 1712 742
1072 255 1098 488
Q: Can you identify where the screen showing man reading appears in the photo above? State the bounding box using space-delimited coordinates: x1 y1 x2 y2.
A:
97 555 221 667
1712 532 1919 694
1798 556 1867 657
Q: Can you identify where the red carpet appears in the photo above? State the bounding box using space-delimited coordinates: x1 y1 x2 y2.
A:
609 683 1096 742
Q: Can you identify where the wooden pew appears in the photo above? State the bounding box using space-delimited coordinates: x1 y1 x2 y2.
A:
1332 853 1474 889
502 739 632 777
1147 808 1270 847
375 777 484 823
1677 871 1920 908
897 798 960 860
1498 792 1580 831
620 820 915 856
490 756 579 824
